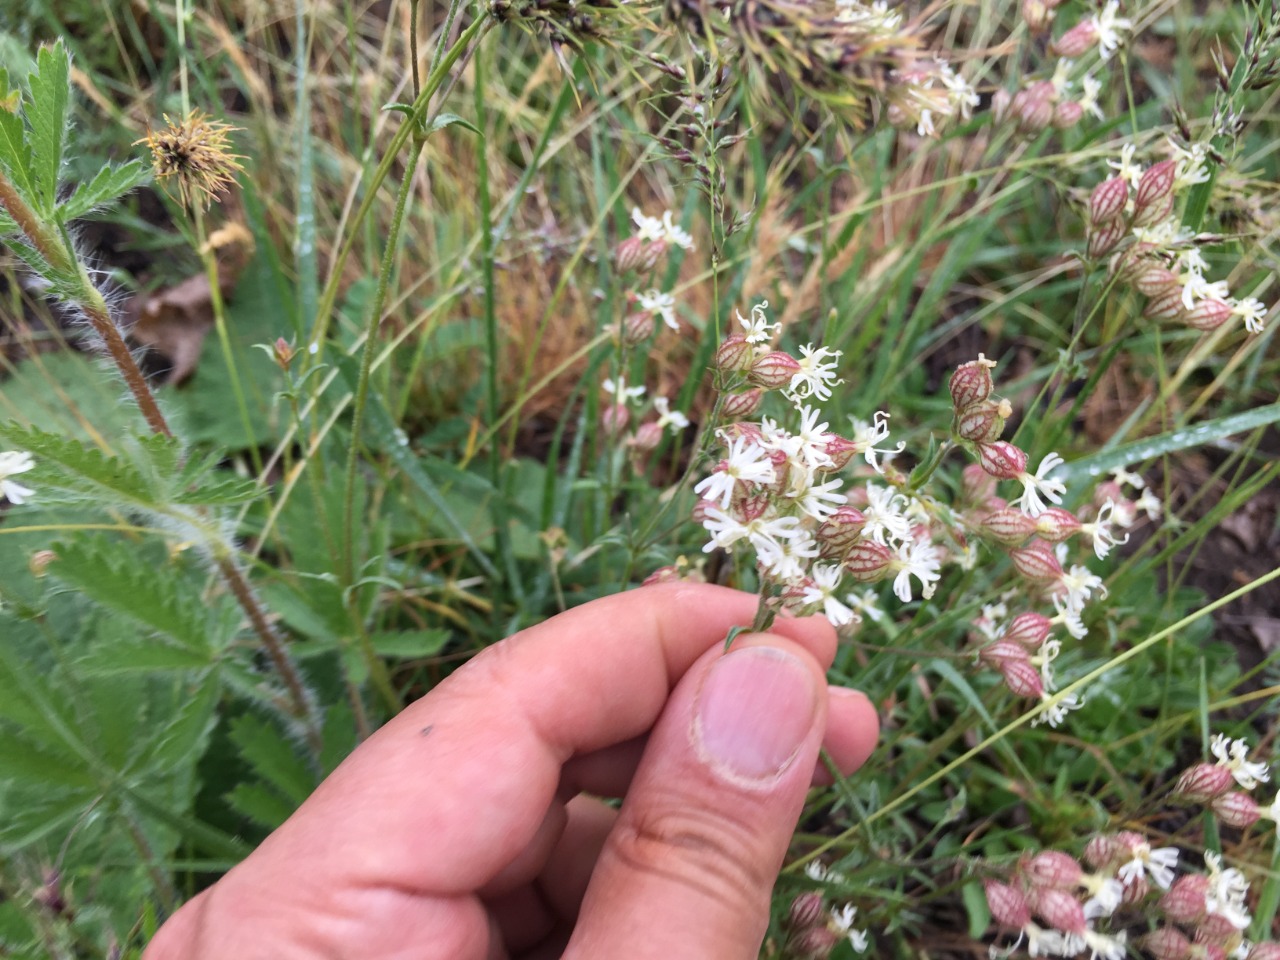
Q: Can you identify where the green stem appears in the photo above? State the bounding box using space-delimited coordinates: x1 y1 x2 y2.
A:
306 13 490 358
341 141 425 585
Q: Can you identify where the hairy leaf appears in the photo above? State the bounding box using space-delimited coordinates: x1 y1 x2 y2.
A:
25 40 69 213
0 66 34 197
228 714 316 806
58 159 149 221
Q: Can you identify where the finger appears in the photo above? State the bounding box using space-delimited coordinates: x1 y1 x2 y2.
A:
563 685 879 795
565 634 834 960
255 584 836 895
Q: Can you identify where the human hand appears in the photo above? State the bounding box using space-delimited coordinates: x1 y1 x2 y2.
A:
144 582 879 959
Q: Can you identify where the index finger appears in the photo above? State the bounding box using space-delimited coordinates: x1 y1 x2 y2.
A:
243 583 836 894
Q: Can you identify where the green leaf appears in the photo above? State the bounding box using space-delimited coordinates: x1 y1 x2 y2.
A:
58 160 149 221
0 66 34 197
0 731 98 790
141 676 220 774
369 628 450 659
424 112 480 137
228 714 316 805
26 40 70 213
1058 403 1280 485
50 536 219 653
225 781 298 830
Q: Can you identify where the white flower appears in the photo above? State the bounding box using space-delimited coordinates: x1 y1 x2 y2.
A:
701 505 800 555
694 435 775 509
803 563 857 626
846 588 884 623
630 207 694 250
1109 466 1145 490
1081 927 1127 960
737 300 778 347
1033 690 1085 729
1205 850 1253 930
1079 74 1104 120
1082 879 1124 919
603 377 646 403
1230 296 1269 334
849 411 904 473
1170 140 1212 191
1010 453 1067 517
1268 792 1280 835
1093 0 1132 60
792 474 847 521
828 904 869 954
804 861 829 882
637 289 678 330
1210 734 1272 790
1107 143 1143 189
1051 592 1089 639
940 65 979 119
1081 501 1129 560
890 537 941 602
861 483 912 545
786 343 844 404
0 450 35 505
1133 488 1162 521
1059 563 1107 610
1116 842 1178 890
652 396 690 432
1177 267 1231 311
757 528 820 584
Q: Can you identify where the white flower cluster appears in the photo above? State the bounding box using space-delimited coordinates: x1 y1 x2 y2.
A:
630 207 694 252
892 58 979 137
804 861 870 953
693 302 939 628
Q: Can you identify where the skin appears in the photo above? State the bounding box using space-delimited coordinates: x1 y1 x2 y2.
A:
145 582 879 960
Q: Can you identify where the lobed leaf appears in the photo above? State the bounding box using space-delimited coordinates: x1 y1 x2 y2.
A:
0 66 34 197
25 40 69 214
58 159 149 222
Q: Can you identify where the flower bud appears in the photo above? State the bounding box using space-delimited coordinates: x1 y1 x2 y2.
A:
1052 18 1099 57
1030 887 1087 934
721 389 764 419
822 433 860 471
1052 100 1084 129
843 541 894 581
273 337 294 369
1024 0 1055 30
818 506 868 554
1004 612 1053 649
980 639 1033 669
1089 177 1130 225
1144 926 1193 960
1010 540 1065 582
1012 81 1055 133
976 441 1029 480
1134 160 1176 218
715 334 754 373
1087 216 1129 259
788 891 827 931
1184 298 1232 331
980 508 1039 546
1132 192 1174 230
1000 658 1045 698
1121 873 1149 904
747 351 801 389
1083 834 1118 870
691 498 717 523
991 88 1012 125
630 421 663 451
949 356 997 409
985 880 1032 928
1210 790 1262 828
600 402 629 436
1144 285 1189 321
621 311 656 345
1023 851 1084 890
1175 763 1236 802
1159 874 1208 923
1133 263 1181 297
956 399 1010 442
1249 945 1280 960
789 925 841 958
1196 913 1241 946
962 463 998 502
1033 507 1082 542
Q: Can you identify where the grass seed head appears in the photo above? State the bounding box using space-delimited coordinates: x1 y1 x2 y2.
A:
137 111 244 211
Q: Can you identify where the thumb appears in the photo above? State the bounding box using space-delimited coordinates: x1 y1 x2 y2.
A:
564 634 827 959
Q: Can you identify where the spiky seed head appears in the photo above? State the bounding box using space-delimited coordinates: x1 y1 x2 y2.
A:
137 111 244 211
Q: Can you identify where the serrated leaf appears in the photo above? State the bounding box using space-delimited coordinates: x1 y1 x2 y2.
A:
58 159 149 222
369 628 450 658
0 66 33 197
0 421 161 505
26 40 69 213
225 781 297 830
140 677 219 773
0 730 98 790
50 536 218 653
228 714 316 805
0 206 16 236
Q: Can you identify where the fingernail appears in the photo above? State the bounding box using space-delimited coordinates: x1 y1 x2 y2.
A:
692 646 818 783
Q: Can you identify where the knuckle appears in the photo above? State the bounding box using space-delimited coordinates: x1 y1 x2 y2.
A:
605 792 775 911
